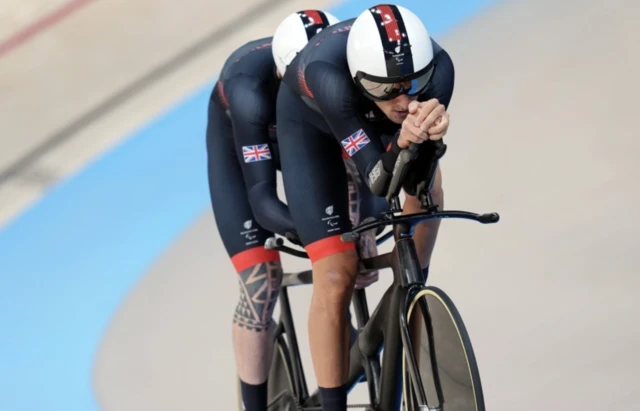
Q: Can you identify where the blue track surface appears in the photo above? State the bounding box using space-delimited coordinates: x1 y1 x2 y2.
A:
0 1 498 409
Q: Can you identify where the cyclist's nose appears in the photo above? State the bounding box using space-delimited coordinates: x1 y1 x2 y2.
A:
392 93 412 109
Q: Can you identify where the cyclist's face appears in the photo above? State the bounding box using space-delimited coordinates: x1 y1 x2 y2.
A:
374 87 418 124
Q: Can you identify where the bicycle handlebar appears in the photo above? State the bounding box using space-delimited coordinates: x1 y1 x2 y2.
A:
263 137 500 258
264 209 499 258
340 210 499 243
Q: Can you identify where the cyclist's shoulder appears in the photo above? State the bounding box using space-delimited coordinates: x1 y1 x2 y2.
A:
223 79 276 125
430 37 443 51
284 19 354 77
220 36 274 81
282 53 352 103
311 18 356 46
302 18 355 51
282 60 360 119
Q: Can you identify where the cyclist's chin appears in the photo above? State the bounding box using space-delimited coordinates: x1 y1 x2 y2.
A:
381 109 408 124
390 109 409 123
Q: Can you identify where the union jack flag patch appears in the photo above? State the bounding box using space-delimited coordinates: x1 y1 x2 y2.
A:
242 144 272 163
341 129 371 157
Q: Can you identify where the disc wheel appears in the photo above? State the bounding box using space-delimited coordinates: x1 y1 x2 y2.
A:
402 286 485 411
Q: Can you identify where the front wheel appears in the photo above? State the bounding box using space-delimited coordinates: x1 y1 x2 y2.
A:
402 286 485 411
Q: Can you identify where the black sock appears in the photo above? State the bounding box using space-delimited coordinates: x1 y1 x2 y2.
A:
319 384 347 411
240 379 268 411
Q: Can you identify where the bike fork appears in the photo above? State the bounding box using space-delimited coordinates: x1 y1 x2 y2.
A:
400 286 446 411
400 286 429 406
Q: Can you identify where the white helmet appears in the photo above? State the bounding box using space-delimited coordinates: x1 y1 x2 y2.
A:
272 10 340 76
347 4 436 101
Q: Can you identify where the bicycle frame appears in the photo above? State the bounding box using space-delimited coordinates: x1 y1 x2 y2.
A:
267 139 499 410
272 208 498 410
274 234 417 410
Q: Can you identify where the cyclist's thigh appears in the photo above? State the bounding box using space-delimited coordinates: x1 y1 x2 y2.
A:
276 83 355 263
206 86 279 272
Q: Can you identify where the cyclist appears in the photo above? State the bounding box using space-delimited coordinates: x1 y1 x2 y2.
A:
275 4 454 410
205 10 339 411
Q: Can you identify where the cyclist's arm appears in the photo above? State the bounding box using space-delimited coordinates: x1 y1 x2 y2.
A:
418 41 455 109
305 61 401 197
402 44 454 195
226 77 296 236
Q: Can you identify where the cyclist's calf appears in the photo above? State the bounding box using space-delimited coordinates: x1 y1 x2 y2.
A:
232 260 283 385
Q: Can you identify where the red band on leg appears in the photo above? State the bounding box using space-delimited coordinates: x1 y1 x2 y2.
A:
231 246 280 272
306 234 356 263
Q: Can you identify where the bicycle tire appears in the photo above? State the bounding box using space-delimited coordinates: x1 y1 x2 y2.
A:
402 286 485 411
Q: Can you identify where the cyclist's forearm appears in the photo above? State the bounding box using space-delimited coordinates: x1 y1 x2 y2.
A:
364 134 403 197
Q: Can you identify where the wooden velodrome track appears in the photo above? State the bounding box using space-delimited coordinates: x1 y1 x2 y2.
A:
1 0 638 410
